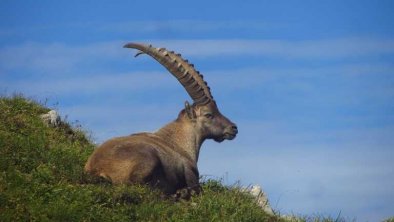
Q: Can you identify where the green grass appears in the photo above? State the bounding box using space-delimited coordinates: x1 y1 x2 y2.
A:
0 95 356 221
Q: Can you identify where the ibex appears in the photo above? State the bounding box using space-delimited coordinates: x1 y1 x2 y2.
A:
85 43 238 197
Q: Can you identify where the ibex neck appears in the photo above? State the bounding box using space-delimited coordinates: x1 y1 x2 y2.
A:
155 120 204 163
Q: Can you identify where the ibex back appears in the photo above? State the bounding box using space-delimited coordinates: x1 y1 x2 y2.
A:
85 43 238 197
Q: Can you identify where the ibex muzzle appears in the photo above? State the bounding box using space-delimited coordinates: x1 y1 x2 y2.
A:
85 43 237 197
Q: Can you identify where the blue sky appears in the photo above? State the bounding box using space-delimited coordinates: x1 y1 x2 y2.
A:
1 0 393 220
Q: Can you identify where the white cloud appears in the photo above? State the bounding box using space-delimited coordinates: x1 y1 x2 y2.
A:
97 20 276 33
1 38 394 76
0 20 278 38
0 41 125 73
2 71 177 95
207 63 394 86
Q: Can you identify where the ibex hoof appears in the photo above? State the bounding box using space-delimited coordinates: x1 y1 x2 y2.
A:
173 185 202 201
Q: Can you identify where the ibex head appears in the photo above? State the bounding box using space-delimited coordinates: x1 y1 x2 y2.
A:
183 101 237 143
124 43 238 143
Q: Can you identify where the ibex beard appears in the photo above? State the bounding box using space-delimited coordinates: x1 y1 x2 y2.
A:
84 43 238 198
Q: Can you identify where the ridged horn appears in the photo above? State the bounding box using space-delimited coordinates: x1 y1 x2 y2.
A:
124 42 213 105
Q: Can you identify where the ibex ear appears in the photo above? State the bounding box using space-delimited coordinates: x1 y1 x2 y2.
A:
184 101 196 120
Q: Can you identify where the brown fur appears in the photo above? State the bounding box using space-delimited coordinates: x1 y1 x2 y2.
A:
85 101 237 196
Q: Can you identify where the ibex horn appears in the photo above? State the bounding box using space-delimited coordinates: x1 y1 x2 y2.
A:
124 43 213 105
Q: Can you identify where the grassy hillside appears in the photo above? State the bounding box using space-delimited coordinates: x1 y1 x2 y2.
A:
0 95 284 221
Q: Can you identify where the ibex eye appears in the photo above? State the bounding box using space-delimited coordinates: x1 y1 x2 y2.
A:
204 113 213 119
